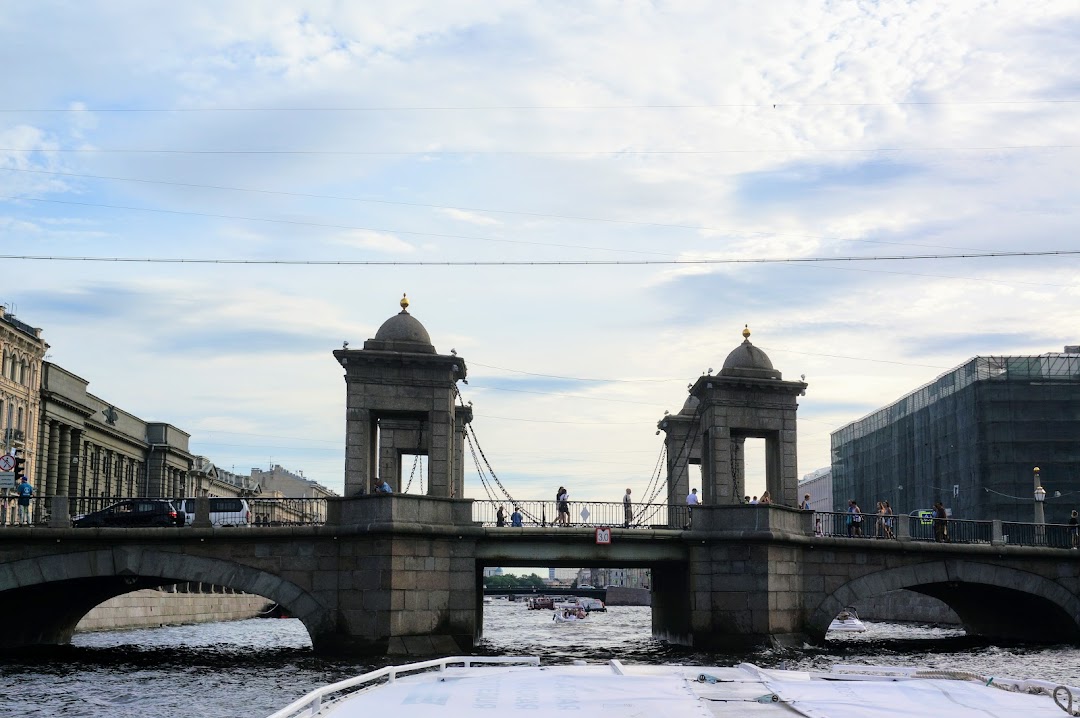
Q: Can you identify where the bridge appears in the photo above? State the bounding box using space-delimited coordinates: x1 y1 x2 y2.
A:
6 303 1077 655
1 495 1078 654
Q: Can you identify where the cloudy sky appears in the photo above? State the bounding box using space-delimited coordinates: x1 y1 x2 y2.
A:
2 1 1078 504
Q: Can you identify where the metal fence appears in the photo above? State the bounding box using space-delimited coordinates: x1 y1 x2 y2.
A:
472 500 690 529
0 496 329 528
1002 521 1077 549
249 498 328 527
0 495 1072 545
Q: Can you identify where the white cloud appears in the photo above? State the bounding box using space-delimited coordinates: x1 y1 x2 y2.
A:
331 230 415 253
438 208 501 226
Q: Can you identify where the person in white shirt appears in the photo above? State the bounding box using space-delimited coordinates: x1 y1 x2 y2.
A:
685 488 699 529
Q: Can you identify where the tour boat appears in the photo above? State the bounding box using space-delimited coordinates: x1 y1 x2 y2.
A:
265 655 1080 718
554 597 606 613
828 607 867 632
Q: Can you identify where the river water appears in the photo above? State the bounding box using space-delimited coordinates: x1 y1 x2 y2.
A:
4 601 1080 717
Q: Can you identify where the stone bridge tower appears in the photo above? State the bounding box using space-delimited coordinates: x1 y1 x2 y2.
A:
334 295 471 497
661 327 807 507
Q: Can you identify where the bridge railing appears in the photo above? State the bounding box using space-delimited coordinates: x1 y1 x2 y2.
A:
0 494 49 526
0 496 330 528
249 498 328 527
1002 521 1077 548
472 500 690 529
814 511 879 538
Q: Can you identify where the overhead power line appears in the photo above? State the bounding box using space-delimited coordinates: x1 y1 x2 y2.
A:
1 250 1077 266
2 144 1079 155
2 99 1079 112
0 167 1000 255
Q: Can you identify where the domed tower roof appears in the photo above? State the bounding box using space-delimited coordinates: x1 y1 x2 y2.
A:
678 394 700 416
720 325 781 380
363 294 436 353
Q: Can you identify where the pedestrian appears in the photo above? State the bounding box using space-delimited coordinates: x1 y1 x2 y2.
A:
875 501 886 538
800 493 812 510
744 495 751 504
375 479 392 494
847 499 862 537
623 488 633 528
496 505 506 527
883 501 895 539
15 475 33 525
1069 509 1078 549
557 487 570 526
750 496 759 504
759 491 772 505
933 501 948 542
686 487 699 529
511 506 523 527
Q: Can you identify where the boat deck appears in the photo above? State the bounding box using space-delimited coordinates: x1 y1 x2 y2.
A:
269 657 1079 718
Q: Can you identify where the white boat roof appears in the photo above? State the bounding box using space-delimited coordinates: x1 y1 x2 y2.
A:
268 657 1078 718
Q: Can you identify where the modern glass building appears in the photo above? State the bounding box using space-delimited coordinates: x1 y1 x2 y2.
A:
830 349 1080 524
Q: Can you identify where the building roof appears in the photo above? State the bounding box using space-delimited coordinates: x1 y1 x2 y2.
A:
833 350 1080 443
719 326 781 380
363 295 436 353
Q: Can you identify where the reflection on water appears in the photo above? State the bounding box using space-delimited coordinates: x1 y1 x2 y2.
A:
2 601 1079 718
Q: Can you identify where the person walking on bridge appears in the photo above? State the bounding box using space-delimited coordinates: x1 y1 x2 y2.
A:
623 488 633 528
686 488 699 529
846 499 862 538
15 476 33 526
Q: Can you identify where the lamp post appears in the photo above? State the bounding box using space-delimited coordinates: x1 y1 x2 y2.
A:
1034 467 1046 543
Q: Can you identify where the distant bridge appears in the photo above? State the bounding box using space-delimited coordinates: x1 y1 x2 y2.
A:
1 495 1078 654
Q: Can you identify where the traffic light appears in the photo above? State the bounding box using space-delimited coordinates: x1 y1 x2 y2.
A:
12 451 25 479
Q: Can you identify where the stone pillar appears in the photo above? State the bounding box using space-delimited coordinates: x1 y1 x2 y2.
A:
69 431 83 497
660 413 698 527
345 408 374 496
428 407 452 498
451 407 472 499
57 425 71 500
45 421 60 498
731 437 746 502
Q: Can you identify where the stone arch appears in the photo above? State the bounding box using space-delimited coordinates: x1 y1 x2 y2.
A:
808 560 1080 643
0 549 334 649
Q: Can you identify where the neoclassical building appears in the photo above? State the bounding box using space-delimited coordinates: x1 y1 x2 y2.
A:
0 306 48 476
37 362 194 503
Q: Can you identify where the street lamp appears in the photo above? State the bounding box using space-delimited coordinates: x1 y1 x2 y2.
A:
1034 467 1046 542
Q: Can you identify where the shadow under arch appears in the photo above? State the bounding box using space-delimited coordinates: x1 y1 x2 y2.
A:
0 548 334 650
807 559 1080 644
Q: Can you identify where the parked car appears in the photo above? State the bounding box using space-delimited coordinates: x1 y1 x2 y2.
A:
73 499 185 528
179 497 252 527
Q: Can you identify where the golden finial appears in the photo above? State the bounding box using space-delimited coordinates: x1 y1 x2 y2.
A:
400 293 410 311
742 324 751 340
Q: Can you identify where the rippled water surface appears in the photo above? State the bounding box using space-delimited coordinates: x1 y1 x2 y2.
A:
3 601 1080 717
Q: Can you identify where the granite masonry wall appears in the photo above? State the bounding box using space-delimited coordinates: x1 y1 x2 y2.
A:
75 589 268 632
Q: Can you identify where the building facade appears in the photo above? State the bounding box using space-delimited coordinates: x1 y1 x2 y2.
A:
37 362 194 504
0 307 48 477
250 464 335 500
831 349 1080 524
797 467 833 512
